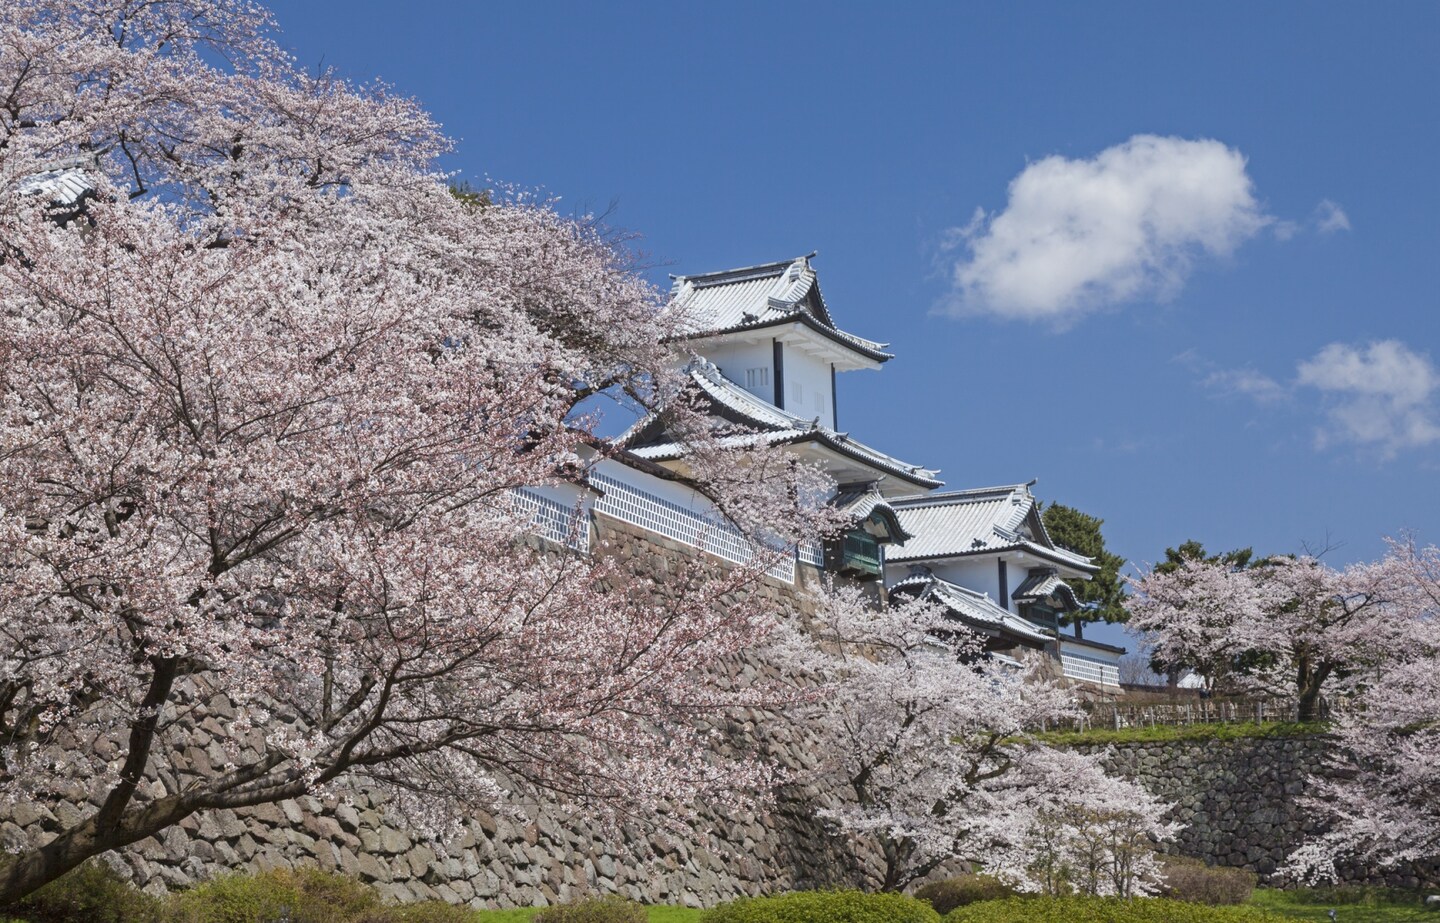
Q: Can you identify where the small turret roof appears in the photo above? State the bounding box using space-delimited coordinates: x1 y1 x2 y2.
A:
890 568 1053 649
1011 568 1081 609
667 254 893 363
886 482 1096 573
622 359 943 491
833 483 913 544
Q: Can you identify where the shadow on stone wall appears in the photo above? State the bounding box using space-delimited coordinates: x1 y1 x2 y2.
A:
0 517 879 909
1079 735 1439 890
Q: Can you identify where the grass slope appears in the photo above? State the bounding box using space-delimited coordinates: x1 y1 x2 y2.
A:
1248 888 1439 922
469 908 702 922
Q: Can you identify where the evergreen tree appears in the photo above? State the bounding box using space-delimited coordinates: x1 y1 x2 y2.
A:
1040 503 1128 635
1154 539 1254 574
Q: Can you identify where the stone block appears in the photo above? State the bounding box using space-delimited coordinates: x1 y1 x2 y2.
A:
356 850 390 883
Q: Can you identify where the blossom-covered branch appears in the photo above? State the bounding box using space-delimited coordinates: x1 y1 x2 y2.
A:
0 0 838 901
800 587 1173 892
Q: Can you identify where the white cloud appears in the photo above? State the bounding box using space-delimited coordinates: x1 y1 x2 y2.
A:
938 135 1270 324
1295 341 1440 454
1270 219 1301 242
1203 367 1287 404
1314 199 1351 234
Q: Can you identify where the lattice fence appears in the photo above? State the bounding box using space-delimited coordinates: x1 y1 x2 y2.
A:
510 488 590 554
590 472 795 583
1060 651 1122 688
1064 695 1346 732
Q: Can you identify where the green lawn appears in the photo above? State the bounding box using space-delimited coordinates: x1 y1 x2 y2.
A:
469 906 702 922
466 890 1440 923
1249 887 1438 922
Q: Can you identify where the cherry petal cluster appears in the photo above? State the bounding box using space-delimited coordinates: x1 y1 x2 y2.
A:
0 0 835 900
1283 539 1440 881
798 586 1171 892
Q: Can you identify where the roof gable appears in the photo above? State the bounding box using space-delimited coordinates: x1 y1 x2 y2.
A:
667 255 892 363
886 483 1096 572
621 360 943 492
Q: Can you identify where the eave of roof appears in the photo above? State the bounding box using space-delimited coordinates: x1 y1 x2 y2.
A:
1059 635 1128 655
624 361 943 490
890 571 1053 648
677 311 894 363
886 539 1098 572
15 159 97 209
630 428 945 491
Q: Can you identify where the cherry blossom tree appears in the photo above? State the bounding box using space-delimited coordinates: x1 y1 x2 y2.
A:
801 587 1174 893
998 747 1179 898
1126 558 1286 696
1246 555 1409 721
1284 539 1440 882
0 0 835 901
1128 553 1408 719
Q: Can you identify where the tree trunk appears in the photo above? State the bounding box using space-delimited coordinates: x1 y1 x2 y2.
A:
0 794 195 904
1296 660 1334 723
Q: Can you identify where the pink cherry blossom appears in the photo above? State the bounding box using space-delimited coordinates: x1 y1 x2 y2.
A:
1283 539 1440 881
0 0 837 900
800 586 1174 892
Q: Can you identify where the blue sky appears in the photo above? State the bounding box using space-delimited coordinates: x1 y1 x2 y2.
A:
268 1 1438 645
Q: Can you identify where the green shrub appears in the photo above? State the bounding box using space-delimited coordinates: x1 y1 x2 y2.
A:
3 860 162 923
943 895 1294 923
390 901 480 923
165 868 480 923
914 876 1016 915
166 867 384 923
1157 857 1255 906
701 890 941 923
1279 884 1427 906
532 895 646 923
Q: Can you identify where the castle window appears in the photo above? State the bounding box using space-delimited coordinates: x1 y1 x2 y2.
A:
824 528 882 581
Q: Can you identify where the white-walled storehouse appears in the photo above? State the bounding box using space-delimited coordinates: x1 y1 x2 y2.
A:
620 254 1124 688
884 483 1124 685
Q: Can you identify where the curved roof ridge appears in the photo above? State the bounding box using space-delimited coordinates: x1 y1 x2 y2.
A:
892 570 1053 647
889 482 1033 507
666 255 893 362
670 252 816 288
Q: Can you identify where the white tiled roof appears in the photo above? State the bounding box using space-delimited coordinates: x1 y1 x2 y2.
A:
1011 570 1081 607
832 483 912 543
667 255 893 362
16 163 95 207
885 484 1095 571
891 570 1053 647
626 361 942 490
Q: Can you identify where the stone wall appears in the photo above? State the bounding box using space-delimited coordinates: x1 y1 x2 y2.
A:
1079 735 1440 889
1 516 880 909
9 518 1436 906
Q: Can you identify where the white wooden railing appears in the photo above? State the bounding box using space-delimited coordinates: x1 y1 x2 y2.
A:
590 472 796 583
